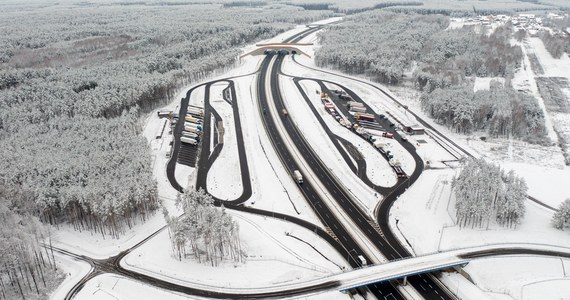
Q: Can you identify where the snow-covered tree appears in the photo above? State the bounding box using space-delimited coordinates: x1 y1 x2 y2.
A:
552 199 570 230
165 189 243 266
453 159 527 228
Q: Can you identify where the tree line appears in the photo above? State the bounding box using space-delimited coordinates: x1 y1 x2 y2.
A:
0 185 61 300
538 31 570 59
164 189 243 266
420 82 547 143
453 159 527 229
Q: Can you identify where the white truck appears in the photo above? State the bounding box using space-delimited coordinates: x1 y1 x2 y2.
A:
180 137 198 145
293 170 303 184
373 140 386 149
182 131 199 139
349 106 367 113
184 122 203 130
187 108 204 116
358 255 367 267
184 126 201 133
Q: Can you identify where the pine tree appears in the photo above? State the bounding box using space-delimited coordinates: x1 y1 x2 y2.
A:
552 199 570 230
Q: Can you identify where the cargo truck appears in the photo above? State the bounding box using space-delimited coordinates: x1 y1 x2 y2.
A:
356 113 375 122
347 101 364 109
180 137 198 145
184 123 203 130
358 255 367 267
184 126 202 133
293 170 303 184
349 106 367 113
182 131 199 139
185 116 203 123
187 108 204 116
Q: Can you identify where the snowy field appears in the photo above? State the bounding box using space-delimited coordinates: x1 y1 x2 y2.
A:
207 82 244 200
122 210 347 289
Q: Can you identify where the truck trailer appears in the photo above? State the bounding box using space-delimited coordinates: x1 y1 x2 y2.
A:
293 170 303 184
180 137 198 145
184 122 203 130
349 106 367 113
184 126 202 133
356 113 375 122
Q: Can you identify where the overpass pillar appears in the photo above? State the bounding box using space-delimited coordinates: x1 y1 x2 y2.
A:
403 276 408 286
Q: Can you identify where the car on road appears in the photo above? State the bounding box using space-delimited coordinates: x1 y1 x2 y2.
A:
282 108 288 117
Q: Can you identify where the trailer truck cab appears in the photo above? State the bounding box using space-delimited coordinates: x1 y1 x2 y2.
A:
358 255 367 267
293 170 303 184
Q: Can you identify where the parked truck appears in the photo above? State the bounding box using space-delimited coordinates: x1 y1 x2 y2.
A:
187 107 204 116
293 170 303 184
157 110 173 118
185 116 203 124
355 113 375 122
182 131 199 139
180 137 198 145
347 101 364 109
184 122 203 130
349 106 367 113
373 140 386 149
184 127 201 134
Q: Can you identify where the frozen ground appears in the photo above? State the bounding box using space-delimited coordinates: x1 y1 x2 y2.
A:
122 210 347 289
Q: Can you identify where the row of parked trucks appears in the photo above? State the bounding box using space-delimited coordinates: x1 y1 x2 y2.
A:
158 106 204 159
181 106 204 145
320 92 352 129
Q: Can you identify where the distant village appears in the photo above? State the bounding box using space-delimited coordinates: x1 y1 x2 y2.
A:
451 12 570 37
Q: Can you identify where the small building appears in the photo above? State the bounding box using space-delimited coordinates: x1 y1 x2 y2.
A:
405 126 425 135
